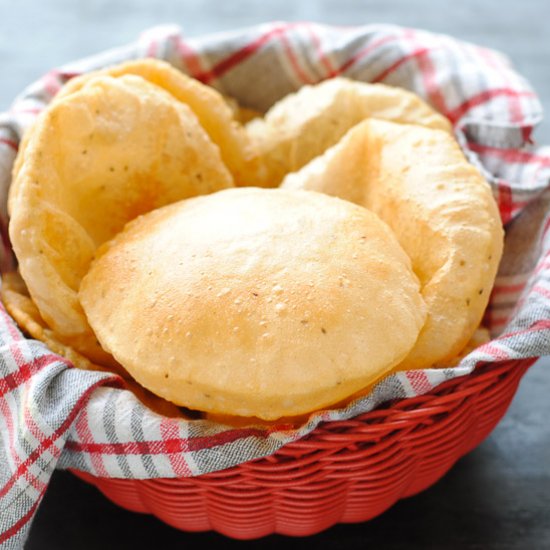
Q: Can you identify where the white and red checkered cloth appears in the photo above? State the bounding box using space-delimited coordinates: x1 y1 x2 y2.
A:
0 23 549 548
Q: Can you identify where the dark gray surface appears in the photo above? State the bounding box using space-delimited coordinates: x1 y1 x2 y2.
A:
0 0 548 548
1 0 549 144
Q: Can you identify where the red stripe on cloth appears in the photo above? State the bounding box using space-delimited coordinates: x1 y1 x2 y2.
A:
0 379 22 483
492 281 526 294
0 353 68 399
468 142 550 166
22 408 50 493
65 439 179 455
280 30 314 85
408 30 449 116
497 180 513 224
159 417 193 475
405 370 432 394
0 137 18 152
146 38 158 58
474 45 505 71
478 343 511 361
0 378 110 499
493 319 550 342
305 23 337 78
522 126 534 144
56 69 81 81
337 33 403 74
176 37 211 80
512 201 529 211
446 89 536 124
490 272 550 324
0 357 36 399
0 486 45 545
41 71 62 98
508 96 523 124
534 256 550 276
42 68 80 96
11 106 42 115
74 407 109 477
472 46 525 125
533 284 550 299
196 23 301 83
506 85 523 125
66 425 278 456
372 47 433 83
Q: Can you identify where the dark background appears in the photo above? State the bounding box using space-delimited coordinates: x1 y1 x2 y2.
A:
0 1 548 548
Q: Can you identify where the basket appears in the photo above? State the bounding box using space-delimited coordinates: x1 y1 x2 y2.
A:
72 358 535 539
2 22 549 546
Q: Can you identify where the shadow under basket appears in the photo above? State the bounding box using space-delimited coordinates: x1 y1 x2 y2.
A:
72 358 534 539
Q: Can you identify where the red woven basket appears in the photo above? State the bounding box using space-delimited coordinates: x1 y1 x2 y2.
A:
72 358 535 539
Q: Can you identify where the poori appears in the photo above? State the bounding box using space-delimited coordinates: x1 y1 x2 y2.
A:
9 73 233 364
79 188 427 420
247 76 452 187
283 118 503 369
55 59 263 186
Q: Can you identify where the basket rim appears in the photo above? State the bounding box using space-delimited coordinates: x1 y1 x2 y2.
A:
67 356 537 481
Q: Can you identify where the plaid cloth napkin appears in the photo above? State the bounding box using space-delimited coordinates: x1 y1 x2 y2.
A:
0 22 549 548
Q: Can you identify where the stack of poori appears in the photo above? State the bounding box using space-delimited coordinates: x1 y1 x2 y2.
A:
2 59 503 423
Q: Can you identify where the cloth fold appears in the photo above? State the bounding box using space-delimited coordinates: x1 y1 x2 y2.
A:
0 22 549 548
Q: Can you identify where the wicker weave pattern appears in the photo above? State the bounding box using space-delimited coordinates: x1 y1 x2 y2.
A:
73 359 534 539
